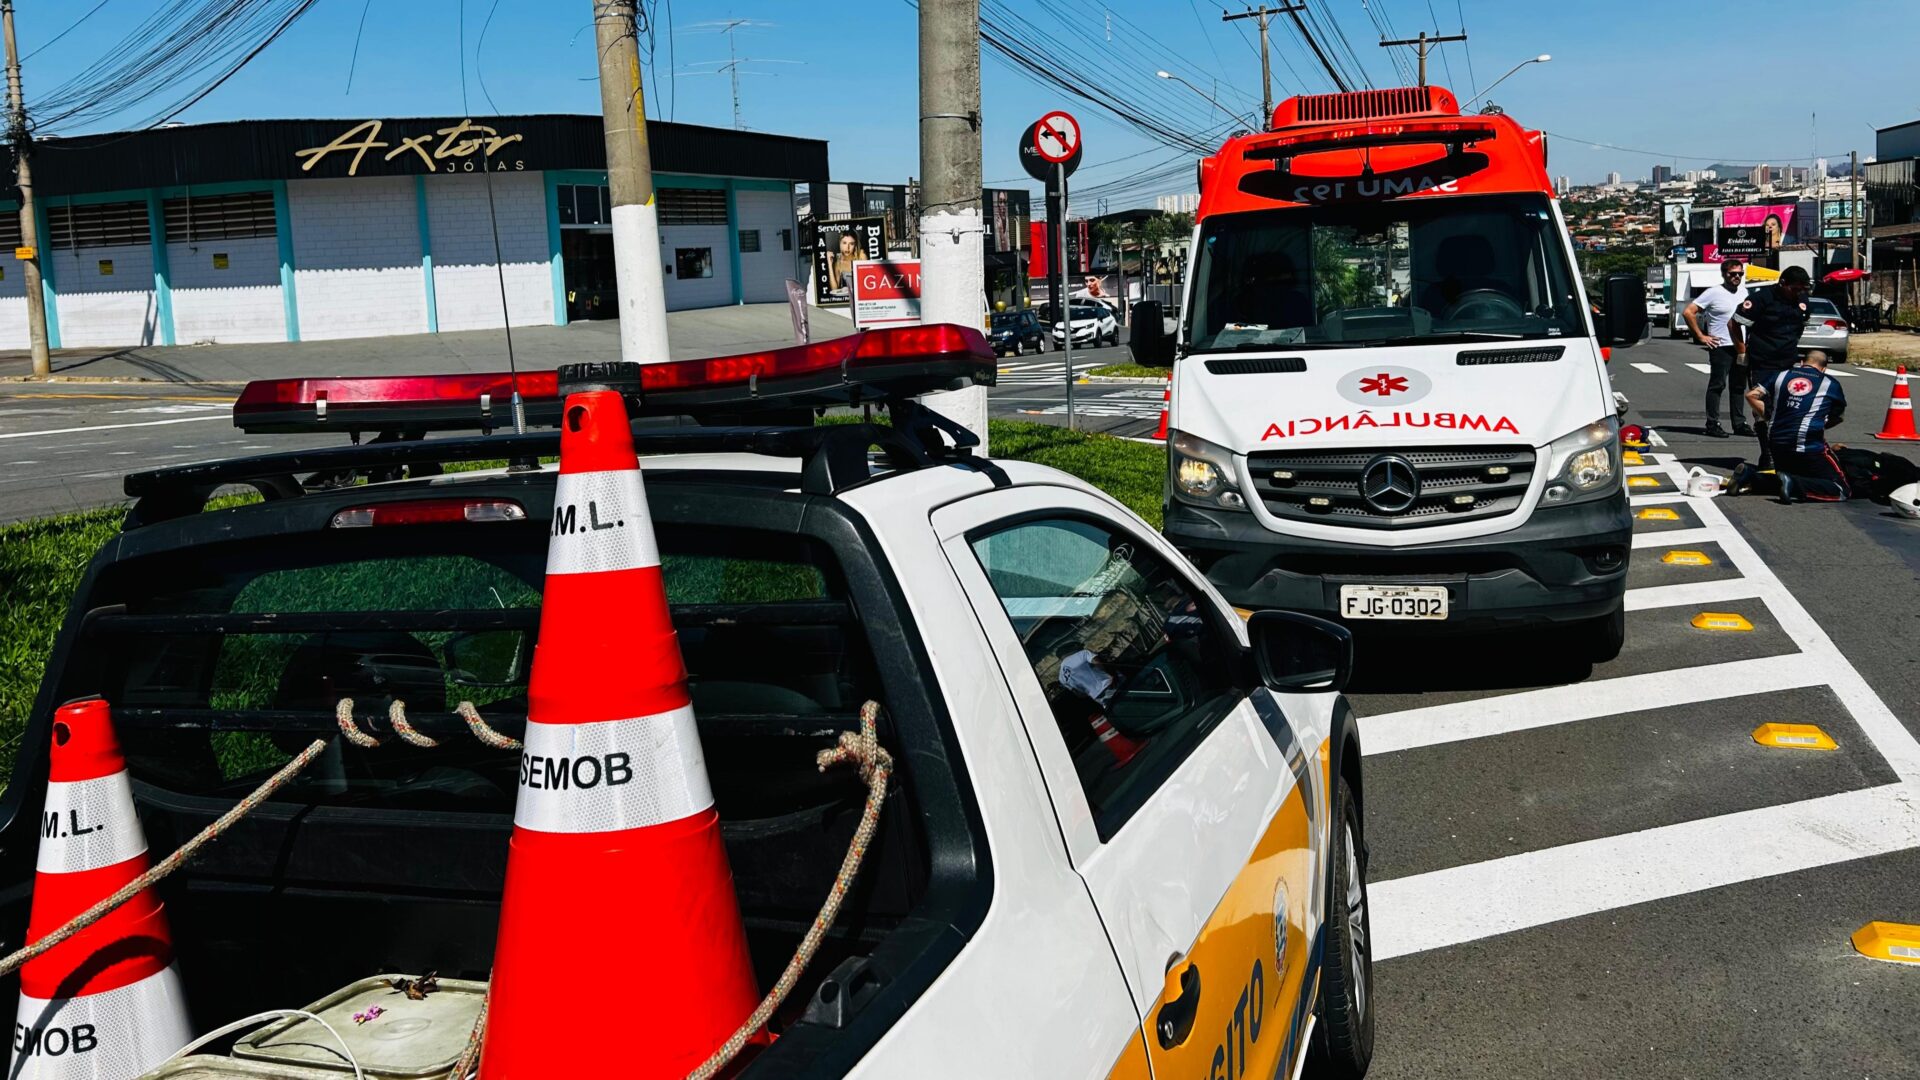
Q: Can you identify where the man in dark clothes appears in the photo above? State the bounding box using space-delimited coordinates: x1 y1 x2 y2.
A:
1730 265 1813 470
1744 349 1848 502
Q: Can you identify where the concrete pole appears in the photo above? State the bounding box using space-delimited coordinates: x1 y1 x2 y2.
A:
1850 149 1862 311
594 0 670 365
917 0 988 449
3 0 50 378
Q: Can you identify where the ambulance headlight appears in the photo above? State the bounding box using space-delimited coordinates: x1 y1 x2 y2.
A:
1542 418 1619 503
1171 431 1249 512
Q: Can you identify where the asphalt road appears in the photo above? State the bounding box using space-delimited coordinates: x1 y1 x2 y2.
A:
1353 335 1920 1079
5 330 1919 1076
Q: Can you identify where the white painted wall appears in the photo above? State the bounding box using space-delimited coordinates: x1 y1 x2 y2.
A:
169 234 284 344
660 222 731 311
51 241 159 347
0 241 27 348
426 172 553 331
287 177 426 341
736 188 798 304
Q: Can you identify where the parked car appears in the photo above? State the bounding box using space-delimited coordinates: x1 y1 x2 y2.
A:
1799 297 1850 362
988 308 1047 356
1052 301 1120 348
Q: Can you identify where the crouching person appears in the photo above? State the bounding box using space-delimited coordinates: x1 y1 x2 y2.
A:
1743 350 1849 502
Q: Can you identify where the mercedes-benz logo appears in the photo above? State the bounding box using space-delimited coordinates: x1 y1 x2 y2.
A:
1360 455 1420 513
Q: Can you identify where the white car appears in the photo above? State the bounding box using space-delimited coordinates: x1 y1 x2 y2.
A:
27 330 1375 1080
1053 301 1120 348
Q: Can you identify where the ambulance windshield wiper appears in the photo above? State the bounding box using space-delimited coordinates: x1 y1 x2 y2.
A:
1407 331 1528 342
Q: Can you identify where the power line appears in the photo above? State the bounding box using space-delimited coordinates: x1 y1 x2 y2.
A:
1422 0 1458 89
1453 0 1477 98
21 0 114 62
1545 129 1846 165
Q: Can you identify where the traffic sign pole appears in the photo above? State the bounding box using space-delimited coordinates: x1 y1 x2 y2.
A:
1057 162 1074 430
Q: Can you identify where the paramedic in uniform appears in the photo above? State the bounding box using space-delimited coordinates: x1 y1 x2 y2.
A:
1744 349 1848 502
1730 264 1813 469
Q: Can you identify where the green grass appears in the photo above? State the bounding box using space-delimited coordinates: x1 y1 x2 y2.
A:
1087 362 1172 380
0 420 1164 783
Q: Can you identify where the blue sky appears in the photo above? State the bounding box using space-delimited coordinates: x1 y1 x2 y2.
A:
15 0 1920 208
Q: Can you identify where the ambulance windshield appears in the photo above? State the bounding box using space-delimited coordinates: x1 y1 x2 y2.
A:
1185 193 1585 353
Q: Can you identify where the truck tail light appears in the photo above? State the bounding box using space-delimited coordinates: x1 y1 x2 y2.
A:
329 498 527 528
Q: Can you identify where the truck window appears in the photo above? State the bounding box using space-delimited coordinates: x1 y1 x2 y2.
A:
1186 193 1584 352
968 517 1239 839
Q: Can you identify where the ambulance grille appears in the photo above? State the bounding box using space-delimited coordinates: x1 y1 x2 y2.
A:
1203 357 1308 375
1246 444 1535 529
1293 87 1433 123
1456 346 1565 366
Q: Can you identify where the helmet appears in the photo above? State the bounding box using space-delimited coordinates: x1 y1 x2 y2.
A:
1620 423 1649 447
1890 482 1920 520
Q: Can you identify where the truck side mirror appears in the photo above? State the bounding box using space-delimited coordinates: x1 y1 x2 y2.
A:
1129 300 1174 366
1600 272 1648 349
1247 610 1352 693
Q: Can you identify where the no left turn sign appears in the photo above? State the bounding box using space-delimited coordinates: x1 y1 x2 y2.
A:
1033 110 1080 164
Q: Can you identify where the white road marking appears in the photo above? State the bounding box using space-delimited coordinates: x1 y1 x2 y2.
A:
1371 784 1920 961
1358 653 1826 757
1828 368 1858 377
0 415 226 441
1629 525 1720 550
1648 428 1669 447
1623 577 1763 612
1686 362 1712 374
1370 447 1920 959
1630 362 1667 374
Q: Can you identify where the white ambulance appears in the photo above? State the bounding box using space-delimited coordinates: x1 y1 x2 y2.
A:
1133 86 1649 658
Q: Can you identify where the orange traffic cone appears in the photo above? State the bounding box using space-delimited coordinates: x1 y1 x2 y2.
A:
1871 365 1920 441
12 698 191 1080
1089 713 1144 767
1150 369 1171 440
480 378 760 1078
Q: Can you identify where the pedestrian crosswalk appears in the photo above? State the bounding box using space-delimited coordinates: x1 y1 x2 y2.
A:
1628 361 1857 377
1630 362 1667 374
995 357 1105 385
1358 453 1920 963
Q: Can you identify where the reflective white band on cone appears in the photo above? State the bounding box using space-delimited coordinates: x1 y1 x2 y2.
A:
36 775 148 876
546 469 661 575
515 705 711 833
12 965 191 1080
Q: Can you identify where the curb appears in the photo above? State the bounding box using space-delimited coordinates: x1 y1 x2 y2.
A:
1084 375 1168 385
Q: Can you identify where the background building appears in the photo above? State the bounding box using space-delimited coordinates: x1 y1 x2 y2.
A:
0 115 829 348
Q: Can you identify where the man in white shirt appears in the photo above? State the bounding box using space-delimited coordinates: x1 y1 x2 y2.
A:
1681 260 1753 438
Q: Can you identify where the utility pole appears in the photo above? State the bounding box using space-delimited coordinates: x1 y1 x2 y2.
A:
1233 3 1348 98
595 0 670 365
917 0 987 448
1379 30 1466 87
3 0 50 378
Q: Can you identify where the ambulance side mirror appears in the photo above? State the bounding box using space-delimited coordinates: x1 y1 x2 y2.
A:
1247 610 1352 693
1599 273 1648 349
1129 301 1174 366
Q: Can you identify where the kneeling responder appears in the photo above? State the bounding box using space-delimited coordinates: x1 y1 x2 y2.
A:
1743 349 1849 502
1730 265 1813 470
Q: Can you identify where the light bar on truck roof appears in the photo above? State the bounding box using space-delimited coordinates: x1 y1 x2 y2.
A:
1243 119 1501 166
232 324 995 434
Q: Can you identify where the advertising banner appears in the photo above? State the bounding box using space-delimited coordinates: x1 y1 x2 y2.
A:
1717 204 1797 256
814 216 887 306
1821 199 1857 240
851 258 922 329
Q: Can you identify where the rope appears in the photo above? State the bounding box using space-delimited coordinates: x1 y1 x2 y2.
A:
457 701 524 750
335 698 382 748
388 701 439 748
0 738 331 981
685 699 894 1080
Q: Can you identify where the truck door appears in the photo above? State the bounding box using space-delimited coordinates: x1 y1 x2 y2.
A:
935 486 1328 1080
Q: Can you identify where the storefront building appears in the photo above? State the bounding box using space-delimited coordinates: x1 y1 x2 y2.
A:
0 115 829 347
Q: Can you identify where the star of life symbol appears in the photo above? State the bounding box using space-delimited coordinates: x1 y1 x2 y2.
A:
1358 372 1410 397
1788 376 1814 396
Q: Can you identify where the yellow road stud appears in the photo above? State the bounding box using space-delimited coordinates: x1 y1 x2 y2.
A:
1751 723 1836 750
1637 507 1681 521
1622 450 1645 465
1663 550 1713 566
1627 475 1662 488
1690 611 1751 630
1851 922 1920 964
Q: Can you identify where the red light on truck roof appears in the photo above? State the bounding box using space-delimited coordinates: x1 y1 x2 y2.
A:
232 325 995 434
329 498 527 528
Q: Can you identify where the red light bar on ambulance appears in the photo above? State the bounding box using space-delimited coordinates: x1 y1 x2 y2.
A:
232 324 995 434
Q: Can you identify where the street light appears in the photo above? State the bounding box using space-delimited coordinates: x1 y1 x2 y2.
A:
1460 54 1551 110
1155 70 1258 129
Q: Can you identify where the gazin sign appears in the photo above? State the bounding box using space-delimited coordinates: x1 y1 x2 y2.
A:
295 119 528 176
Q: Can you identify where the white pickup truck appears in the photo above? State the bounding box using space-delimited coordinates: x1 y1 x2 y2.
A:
6 330 1373 1079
